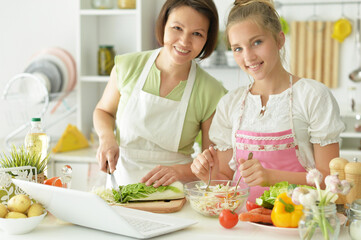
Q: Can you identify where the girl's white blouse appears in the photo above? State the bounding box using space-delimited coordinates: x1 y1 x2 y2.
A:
210 78 345 170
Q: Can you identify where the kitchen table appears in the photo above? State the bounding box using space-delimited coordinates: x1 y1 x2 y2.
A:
0 202 351 240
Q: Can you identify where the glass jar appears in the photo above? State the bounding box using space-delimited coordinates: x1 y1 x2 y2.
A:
98 45 115 76
298 203 340 240
92 0 114 9
118 0 136 9
348 199 361 240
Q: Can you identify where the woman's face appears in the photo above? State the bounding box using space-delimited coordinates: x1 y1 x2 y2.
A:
163 6 209 66
228 19 284 81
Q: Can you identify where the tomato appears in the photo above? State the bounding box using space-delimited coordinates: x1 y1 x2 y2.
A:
246 201 262 212
44 177 63 187
219 209 238 229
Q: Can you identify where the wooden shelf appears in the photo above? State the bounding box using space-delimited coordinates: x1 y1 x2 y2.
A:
340 132 361 138
80 9 136 16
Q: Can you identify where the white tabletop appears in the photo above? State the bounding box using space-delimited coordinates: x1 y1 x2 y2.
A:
0 202 351 240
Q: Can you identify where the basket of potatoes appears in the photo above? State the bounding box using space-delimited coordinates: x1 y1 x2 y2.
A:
0 194 46 235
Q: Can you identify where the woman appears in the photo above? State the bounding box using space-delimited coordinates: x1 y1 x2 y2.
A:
93 0 227 187
191 0 345 202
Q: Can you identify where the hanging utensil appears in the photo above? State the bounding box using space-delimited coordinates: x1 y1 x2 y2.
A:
233 152 253 198
332 1 352 43
349 4 361 82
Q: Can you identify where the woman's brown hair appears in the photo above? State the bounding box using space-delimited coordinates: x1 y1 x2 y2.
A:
155 0 219 60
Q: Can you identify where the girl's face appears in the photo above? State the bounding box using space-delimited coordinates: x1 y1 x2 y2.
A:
228 19 284 81
163 6 209 66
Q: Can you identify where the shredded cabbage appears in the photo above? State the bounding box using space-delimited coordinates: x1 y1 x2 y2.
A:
92 186 116 204
189 183 246 217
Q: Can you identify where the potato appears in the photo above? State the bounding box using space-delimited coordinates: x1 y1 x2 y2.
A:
7 194 31 213
5 212 27 219
0 203 7 218
27 203 44 217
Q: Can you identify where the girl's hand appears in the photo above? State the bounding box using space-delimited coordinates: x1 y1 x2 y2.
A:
238 158 270 187
140 165 179 187
96 139 119 174
191 146 219 182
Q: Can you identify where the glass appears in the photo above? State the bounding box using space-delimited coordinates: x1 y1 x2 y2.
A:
92 0 114 9
298 203 340 240
348 199 361 240
118 0 136 9
98 45 115 75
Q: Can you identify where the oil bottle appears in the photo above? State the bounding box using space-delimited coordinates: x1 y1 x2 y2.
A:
24 118 48 161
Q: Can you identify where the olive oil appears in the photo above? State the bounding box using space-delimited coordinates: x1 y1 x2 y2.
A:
24 118 48 160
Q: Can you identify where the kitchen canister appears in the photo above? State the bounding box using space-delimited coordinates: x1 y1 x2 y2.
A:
92 0 114 9
98 45 115 76
345 158 361 204
348 199 361 240
118 0 136 9
329 157 349 205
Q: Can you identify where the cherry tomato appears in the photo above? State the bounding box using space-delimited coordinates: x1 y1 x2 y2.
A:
219 209 238 229
44 177 63 187
246 201 262 212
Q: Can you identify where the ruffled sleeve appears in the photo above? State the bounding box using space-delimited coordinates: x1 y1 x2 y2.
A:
304 81 345 146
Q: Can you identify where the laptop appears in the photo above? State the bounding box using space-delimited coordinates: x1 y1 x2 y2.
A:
12 179 197 239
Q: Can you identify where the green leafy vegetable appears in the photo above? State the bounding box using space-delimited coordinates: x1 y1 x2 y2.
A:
112 182 182 203
255 181 314 209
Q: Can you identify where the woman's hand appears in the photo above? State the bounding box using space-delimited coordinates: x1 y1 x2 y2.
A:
238 158 270 187
96 138 119 174
191 146 218 182
140 165 180 187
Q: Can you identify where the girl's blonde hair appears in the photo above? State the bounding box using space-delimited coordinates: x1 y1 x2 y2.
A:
225 0 282 47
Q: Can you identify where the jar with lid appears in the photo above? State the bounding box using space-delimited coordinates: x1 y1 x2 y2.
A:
348 199 361 240
118 0 136 9
92 0 114 9
98 45 115 76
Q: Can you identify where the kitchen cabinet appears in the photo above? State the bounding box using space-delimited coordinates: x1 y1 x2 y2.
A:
76 0 157 139
340 112 361 161
47 0 157 190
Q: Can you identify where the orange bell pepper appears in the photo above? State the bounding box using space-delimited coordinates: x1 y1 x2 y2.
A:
271 192 303 228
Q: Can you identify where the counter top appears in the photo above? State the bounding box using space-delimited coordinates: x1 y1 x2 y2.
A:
0 202 351 240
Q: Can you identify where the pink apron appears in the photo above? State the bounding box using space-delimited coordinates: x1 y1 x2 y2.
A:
234 76 306 202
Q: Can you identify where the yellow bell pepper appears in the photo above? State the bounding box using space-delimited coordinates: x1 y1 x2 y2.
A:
271 192 303 228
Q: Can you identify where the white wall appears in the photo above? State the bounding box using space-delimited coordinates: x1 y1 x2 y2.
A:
0 0 77 149
1 0 360 149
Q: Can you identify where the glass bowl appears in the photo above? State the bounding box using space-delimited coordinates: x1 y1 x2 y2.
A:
0 212 46 235
184 180 249 217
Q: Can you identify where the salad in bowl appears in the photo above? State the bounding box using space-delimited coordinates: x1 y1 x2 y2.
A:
184 180 249 217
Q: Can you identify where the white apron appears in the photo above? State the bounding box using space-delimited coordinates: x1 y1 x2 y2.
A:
107 48 196 186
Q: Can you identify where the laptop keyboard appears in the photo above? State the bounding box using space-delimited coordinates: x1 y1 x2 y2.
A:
124 216 171 234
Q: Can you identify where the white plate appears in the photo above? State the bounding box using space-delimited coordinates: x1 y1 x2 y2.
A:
31 54 69 93
246 221 299 234
244 213 347 235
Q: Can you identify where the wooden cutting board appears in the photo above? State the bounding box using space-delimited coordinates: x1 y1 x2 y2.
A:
110 198 186 213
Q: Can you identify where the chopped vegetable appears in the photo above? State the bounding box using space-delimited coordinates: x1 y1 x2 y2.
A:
113 182 183 203
93 181 184 204
246 201 262 212
238 211 273 224
255 181 314 209
271 192 303 228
